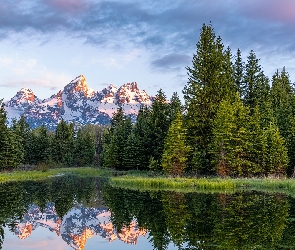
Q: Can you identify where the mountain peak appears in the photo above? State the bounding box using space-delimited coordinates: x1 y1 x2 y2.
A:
64 75 94 98
6 87 41 108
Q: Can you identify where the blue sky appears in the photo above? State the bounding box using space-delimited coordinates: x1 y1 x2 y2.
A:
1 0 295 101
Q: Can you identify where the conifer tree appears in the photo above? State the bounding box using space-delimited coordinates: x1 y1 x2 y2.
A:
183 23 235 174
234 48 245 96
244 50 270 111
161 112 190 176
0 100 22 169
53 119 75 167
123 131 142 170
103 108 132 170
210 94 254 176
145 89 170 170
132 105 150 169
75 128 95 167
169 92 183 123
261 123 288 176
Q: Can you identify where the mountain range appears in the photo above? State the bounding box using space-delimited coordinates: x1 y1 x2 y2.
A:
15 202 147 249
4 75 153 129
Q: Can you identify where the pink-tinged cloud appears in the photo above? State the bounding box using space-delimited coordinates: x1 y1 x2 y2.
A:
45 0 87 12
242 0 295 23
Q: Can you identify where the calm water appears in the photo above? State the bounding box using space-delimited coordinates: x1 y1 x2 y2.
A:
1 175 295 249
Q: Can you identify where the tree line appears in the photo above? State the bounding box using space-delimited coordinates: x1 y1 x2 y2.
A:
1 23 295 177
102 23 295 177
0 103 101 169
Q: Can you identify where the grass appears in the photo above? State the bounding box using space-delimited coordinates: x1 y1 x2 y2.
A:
2 167 295 195
0 167 109 183
109 174 295 194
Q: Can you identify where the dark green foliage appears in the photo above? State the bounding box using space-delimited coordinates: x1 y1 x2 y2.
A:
103 108 133 170
145 89 170 170
234 48 245 95
183 23 235 174
0 100 23 169
162 112 190 176
52 119 75 167
244 50 270 111
75 128 95 167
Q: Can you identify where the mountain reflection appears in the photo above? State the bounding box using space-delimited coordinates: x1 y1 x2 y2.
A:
2 176 295 249
15 202 146 250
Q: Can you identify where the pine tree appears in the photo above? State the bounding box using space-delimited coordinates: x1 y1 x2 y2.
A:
0 100 22 169
234 48 245 96
52 119 75 167
123 131 142 170
244 50 270 111
103 108 132 170
211 94 254 176
133 105 150 169
75 128 95 167
270 68 295 175
145 89 170 170
183 23 235 174
169 92 183 123
261 123 288 176
161 112 190 176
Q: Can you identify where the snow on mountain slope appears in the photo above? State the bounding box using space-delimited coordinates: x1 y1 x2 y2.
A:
4 75 153 129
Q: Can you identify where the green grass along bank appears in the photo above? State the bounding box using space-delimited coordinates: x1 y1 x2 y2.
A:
1 167 295 194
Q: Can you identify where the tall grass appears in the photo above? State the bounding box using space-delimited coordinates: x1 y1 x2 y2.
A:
110 175 295 194
110 176 236 190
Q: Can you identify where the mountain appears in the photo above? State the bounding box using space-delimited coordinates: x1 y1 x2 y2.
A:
4 75 153 129
15 202 147 249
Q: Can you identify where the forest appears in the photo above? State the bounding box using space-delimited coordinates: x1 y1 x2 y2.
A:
1 23 295 177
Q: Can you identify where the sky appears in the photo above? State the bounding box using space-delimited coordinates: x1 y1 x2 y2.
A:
1 0 295 101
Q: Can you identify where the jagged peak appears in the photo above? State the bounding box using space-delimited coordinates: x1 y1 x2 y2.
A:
19 87 34 94
64 75 94 97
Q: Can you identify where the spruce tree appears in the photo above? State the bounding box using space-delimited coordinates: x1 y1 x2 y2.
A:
211 94 254 176
75 128 95 167
183 23 235 174
132 105 150 169
261 123 288 176
244 50 270 111
169 92 183 123
53 119 75 167
270 68 295 175
145 89 170 170
0 100 22 169
161 112 190 176
234 48 245 96
103 108 132 170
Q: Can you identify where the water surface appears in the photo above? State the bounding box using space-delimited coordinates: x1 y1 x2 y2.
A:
1 175 295 249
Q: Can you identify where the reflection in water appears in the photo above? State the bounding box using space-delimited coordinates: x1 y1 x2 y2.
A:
15 202 146 249
1 175 295 249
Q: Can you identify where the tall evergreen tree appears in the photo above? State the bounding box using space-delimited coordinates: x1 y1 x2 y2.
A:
52 119 75 167
75 128 95 167
145 89 170 170
261 123 288 176
169 92 183 123
183 23 235 174
210 94 255 176
270 68 295 175
234 48 245 96
0 100 22 169
103 108 132 170
244 50 270 111
161 112 190 176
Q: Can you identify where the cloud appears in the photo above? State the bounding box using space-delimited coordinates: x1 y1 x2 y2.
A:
151 54 191 71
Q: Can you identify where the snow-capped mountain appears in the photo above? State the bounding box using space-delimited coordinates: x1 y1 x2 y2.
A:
4 75 153 129
15 202 147 249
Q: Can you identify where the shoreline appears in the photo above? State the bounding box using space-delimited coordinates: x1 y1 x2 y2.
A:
1 167 295 194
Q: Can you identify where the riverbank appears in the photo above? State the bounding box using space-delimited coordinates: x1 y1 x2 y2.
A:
1 167 295 194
